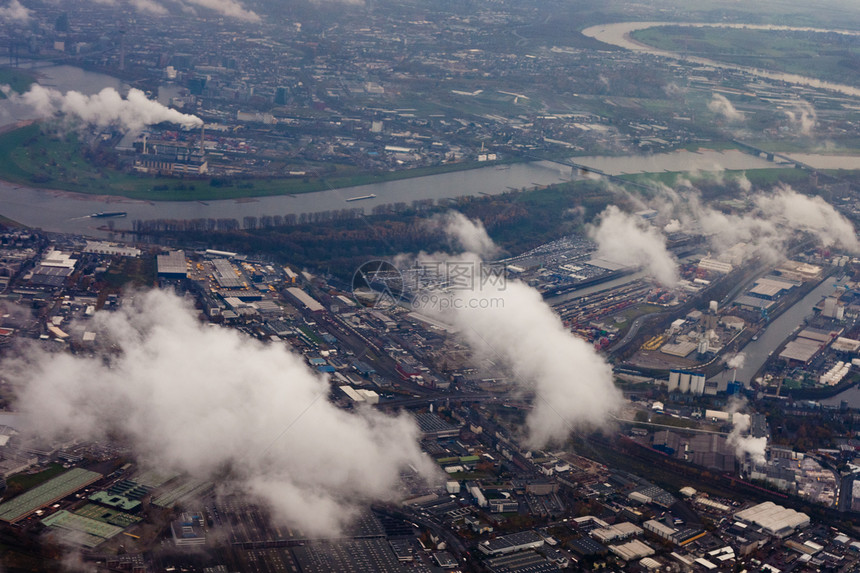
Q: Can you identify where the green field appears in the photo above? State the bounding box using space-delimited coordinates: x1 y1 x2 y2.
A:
631 25 860 87
5 463 66 495
0 123 514 202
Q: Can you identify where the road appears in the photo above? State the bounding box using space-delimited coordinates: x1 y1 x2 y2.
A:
608 312 662 354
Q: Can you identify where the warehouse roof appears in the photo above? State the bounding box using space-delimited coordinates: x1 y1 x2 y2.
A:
156 250 187 277
779 337 823 363
610 539 654 561
0 468 102 523
734 502 809 537
286 287 324 312
41 510 123 547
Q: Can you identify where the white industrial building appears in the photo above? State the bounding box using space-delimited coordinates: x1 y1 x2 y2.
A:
667 370 705 395
610 539 654 561
734 502 809 538
591 522 642 544
478 531 544 556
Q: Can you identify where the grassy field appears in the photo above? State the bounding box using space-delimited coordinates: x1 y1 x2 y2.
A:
631 26 860 88
0 123 518 201
5 463 66 495
621 166 812 188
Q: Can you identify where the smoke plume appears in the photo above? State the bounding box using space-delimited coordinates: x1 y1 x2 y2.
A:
415 214 623 448
588 206 679 287
708 93 744 122
12 85 203 132
659 184 859 265
0 0 29 22
726 398 766 465
438 211 500 259
726 352 746 370
784 100 817 136
5 291 437 535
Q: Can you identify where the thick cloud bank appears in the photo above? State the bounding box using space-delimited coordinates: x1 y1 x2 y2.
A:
7 85 203 132
5 291 436 534
417 215 623 448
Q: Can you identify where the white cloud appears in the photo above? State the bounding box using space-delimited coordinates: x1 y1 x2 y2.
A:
589 205 679 287
0 0 30 23
5 291 438 535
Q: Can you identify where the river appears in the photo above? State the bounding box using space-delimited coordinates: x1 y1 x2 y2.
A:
0 61 857 237
729 277 843 387
581 22 860 98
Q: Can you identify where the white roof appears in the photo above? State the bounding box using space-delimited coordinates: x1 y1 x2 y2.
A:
735 502 810 535
286 287 324 312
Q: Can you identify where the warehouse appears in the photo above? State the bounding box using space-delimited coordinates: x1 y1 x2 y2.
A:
479 530 545 556
610 539 654 561
734 502 809 538
156 250 188 279
0 468 102 524
213 258 245 289
41 510 123 548
286 287 325 312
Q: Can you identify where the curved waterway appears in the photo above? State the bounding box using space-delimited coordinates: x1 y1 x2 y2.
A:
729 278 842 387
582 22 860 98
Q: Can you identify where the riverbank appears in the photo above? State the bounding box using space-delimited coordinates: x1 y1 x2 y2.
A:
0 123 528 202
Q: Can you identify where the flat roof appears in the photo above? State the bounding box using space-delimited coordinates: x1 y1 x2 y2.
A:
661 341 697 358
213 258 245 289
780 338 823 363
286 287 324 312
735 502 809 536
41 510 123 547
0 468 102 523
733 295 775 310
157 250 187 276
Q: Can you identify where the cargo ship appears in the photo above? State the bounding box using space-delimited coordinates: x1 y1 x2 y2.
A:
345 194 376 202
90 211 128 218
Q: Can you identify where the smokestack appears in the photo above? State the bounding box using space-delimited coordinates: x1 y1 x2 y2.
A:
200 123 205 156
142 134 147 155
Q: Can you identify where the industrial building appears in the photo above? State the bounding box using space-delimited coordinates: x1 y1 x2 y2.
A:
84 241 141 258
667 370 706 395
590 522 643 544
610 539 654 561
413 412 462 439
733 502 810 538
212 258 245 289
41 509 124 548
171 511 207 546
157 250 188 279
479 530 545 556
0 467 102 524
779 328 839 365
285 287 325 312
